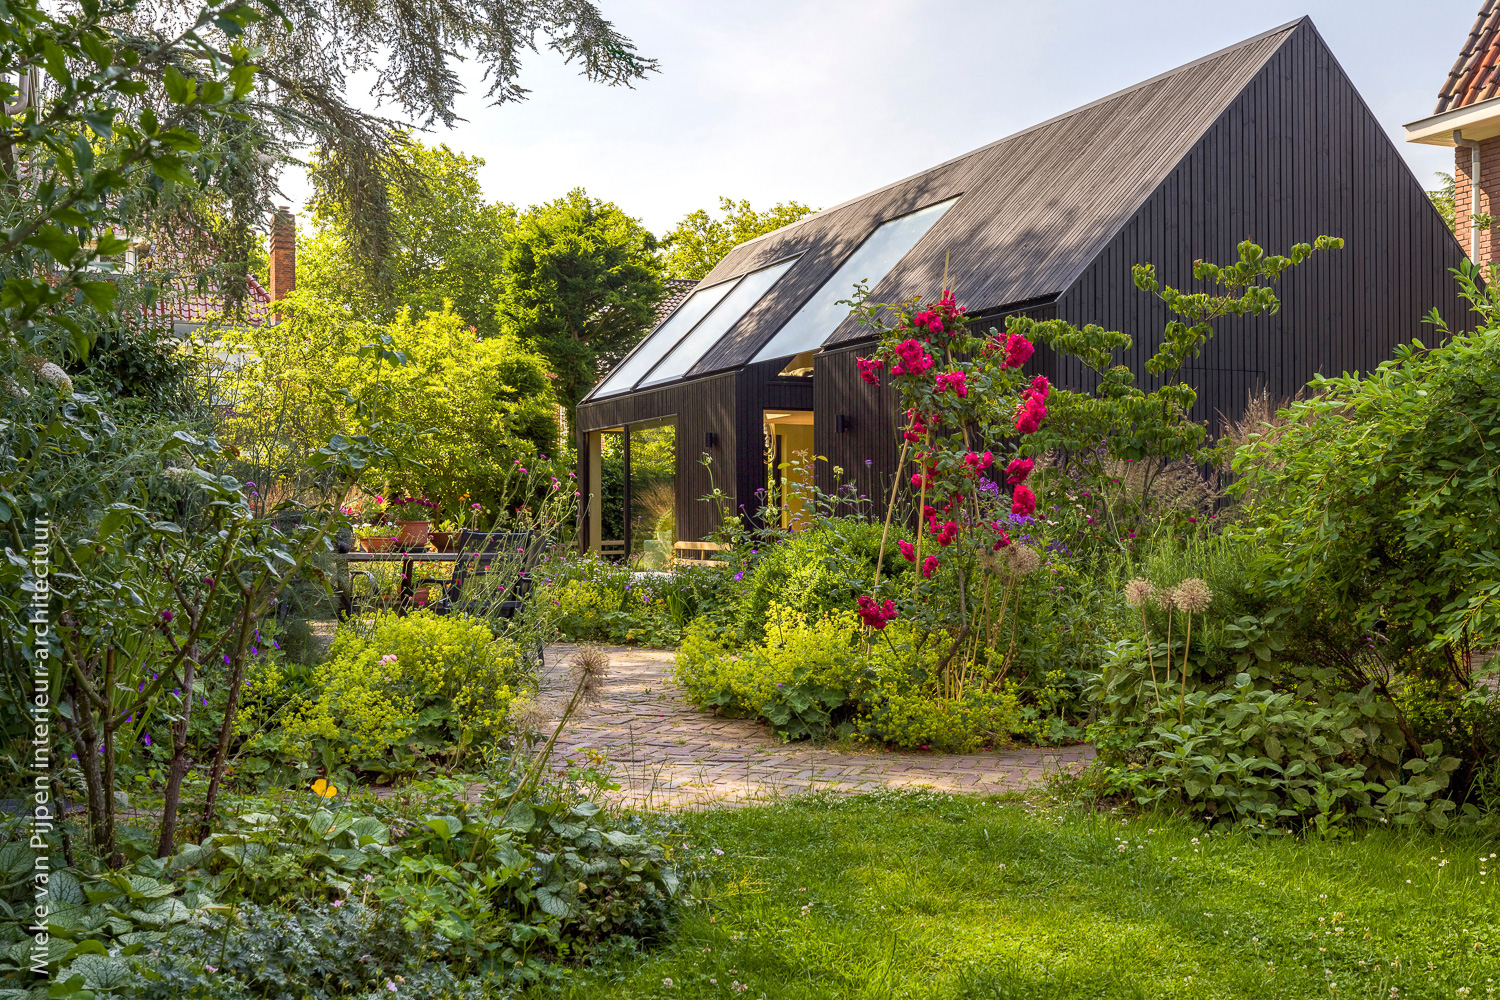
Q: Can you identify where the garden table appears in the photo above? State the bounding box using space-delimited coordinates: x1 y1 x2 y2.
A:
336 551 458 617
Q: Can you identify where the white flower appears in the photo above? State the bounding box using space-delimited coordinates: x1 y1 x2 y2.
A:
662 978 673 987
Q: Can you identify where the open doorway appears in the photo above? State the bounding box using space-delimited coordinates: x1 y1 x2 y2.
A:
763 409 814 531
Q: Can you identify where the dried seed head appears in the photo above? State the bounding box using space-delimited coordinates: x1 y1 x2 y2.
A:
569 645 610 704
1123 578 1156 608
1156 587 1178 612
507 699 554 735
1175 577 1213 614
1005 545 1041 577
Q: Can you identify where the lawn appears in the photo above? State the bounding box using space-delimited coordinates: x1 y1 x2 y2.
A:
541 792 1500 1000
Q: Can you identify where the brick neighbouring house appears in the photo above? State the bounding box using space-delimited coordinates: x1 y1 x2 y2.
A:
1406 0 1500 265
141 206 297 336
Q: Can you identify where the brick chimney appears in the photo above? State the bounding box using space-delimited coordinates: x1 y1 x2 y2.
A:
268 206 296 300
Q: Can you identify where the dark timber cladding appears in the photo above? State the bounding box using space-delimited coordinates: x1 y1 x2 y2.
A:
576 16 1467 545
574 371 736 547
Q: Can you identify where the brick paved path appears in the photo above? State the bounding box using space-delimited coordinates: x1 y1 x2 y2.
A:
538 644 1094 810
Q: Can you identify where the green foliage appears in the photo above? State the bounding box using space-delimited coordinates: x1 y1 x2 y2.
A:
272 611 525 771
219 301 560 518
1231 266 1500 661
1429 171 1456 234
727 517 899 644
297 142 518 333
676 606 864 741
660 196 817 280
499 187 665 412
542 555 728 647
1015 237 1342 473
676 607 1023 750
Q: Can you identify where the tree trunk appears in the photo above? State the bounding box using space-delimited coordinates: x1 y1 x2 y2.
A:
156 648 198 858
197 596 254 839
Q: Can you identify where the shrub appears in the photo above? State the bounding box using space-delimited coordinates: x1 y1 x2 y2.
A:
676 605 864 740
274 611 523 767
727 517 902 643
676 608 1023 749
542 554 727 647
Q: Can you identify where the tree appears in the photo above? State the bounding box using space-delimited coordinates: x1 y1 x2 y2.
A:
499 187 664 414
1428 171 1456 235
295 141 516 333
661 196 817 280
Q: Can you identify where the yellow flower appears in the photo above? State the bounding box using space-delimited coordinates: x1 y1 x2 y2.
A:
311 778 338 798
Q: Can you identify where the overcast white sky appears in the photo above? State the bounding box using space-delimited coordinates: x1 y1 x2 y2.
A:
280 1 1478 235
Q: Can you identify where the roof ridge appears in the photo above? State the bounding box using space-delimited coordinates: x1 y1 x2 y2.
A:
729 18 1306 253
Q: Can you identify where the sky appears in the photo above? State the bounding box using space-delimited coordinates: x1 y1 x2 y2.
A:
279 0 1478 236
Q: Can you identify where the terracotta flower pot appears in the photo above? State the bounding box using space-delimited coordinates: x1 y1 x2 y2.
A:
359 535 397 553
430 531 460 553
396 520 430 549
411 586 431 606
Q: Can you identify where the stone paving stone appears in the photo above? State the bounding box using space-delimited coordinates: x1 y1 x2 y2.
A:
537 644 1093 810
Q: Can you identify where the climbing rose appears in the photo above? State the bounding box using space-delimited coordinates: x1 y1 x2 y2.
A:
988 521 1012 550
935 370 967 398
1015 397 1045 435
920 555 940 579
1003 333 1035 369
856 595 898 630
903 410 928 442
912 310 944 334
856 356 883 385
1011 483 1037 517
890 338 935 375
931 520 959 546
1026 374 1051 401
963 450 994 473
898 539 916 561
1006 457 1034 485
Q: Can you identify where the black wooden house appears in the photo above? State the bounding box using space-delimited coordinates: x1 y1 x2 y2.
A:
575 17 1466 558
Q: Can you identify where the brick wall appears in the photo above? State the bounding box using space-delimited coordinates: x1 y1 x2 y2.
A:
268 206 296 301
1453 137 1500 264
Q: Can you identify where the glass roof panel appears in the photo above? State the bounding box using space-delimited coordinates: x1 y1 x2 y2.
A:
589 278 740 398
750 197 958 363
638 256 800 387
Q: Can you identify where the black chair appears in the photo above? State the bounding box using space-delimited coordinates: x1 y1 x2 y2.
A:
419 530 539 620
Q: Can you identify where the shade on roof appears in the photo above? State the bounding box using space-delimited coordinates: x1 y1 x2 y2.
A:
584 18 1301 403
1437 1 1500 114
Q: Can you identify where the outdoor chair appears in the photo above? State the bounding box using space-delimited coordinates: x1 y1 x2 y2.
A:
419 529 544 665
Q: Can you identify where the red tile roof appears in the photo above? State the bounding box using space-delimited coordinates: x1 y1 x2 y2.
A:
1437 0 1500 113
654 278 696 324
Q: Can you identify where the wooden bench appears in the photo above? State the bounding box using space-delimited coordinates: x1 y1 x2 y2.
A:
600 539 626 560
673 540 731 568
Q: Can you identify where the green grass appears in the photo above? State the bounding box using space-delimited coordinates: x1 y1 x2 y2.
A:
536 792 1499 1000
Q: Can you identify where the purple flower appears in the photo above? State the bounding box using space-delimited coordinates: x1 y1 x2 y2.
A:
160 609 173 623
734 571 744 581
143 733 151 746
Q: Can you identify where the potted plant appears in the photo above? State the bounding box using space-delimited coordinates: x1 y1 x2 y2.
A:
433 499 487 552
353 524 398 552
387 495 440 550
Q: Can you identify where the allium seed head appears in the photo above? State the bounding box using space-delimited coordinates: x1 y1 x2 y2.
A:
569 645 610 705
1123 578 1156 608
1175 577 1213 614
1005 545 1041 577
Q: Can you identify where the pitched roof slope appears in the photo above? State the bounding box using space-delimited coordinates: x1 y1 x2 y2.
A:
685 19 1300 375
1436 0 1500 113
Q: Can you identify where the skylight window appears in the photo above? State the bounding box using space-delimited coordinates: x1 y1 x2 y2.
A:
750 197 958 363
589 277 740 398
638 256 799 387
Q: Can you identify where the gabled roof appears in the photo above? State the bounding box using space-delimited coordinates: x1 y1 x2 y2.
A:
665 20 1304 377
1437 1 1500 114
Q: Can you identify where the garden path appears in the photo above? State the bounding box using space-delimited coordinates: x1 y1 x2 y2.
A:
537 644 1094 810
